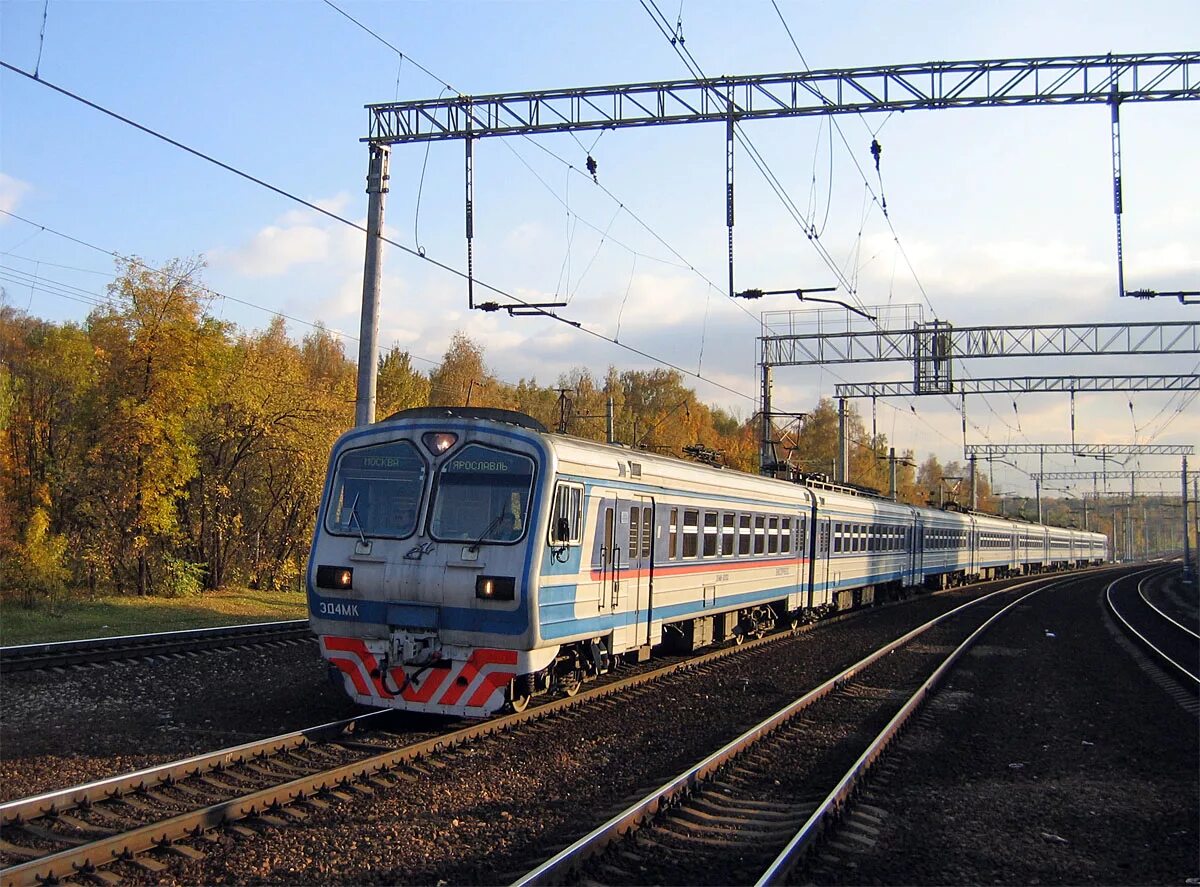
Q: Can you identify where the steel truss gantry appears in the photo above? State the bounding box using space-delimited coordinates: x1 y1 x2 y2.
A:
351 50 1200 427
762 321 1200 367
968 443 1193 457
834 374 1200 398
365 52 1199 143
1033 470 1183 481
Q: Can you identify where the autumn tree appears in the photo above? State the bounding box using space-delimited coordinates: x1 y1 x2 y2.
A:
377 346 431 419
82 257 225 595
429 333 492 407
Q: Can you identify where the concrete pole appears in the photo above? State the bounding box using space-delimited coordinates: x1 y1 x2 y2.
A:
889 447 897 501
1123 475 1132 559
836 398 848 484
968 455 977 511
1192 476 1198 581
355 144 391 427
1183 456 1192 583
760 362 774 475
1036 449 1044 524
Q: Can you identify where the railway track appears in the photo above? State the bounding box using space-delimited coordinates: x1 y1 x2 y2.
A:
0 569 1116 885
0 596 884 886
0 620 313 674
510 573 1082 887
1106 566 1200 689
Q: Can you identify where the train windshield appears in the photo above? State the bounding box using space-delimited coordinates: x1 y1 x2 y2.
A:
429 444 535 544
326 441 426 538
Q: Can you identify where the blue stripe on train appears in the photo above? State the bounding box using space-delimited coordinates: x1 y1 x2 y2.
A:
537 564 915 640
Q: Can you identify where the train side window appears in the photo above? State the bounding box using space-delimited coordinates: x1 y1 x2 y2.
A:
683 510 699 558
833 522 842 553
739 514 752 555
721 513 735 556
767 516 779 554
754 516 766 554
851 526 859 553
550 482 584 545
602 507 614 566
629 507 641 561
781 517 792 554
669 508 678 559
703 511 718 557
641 508 652 558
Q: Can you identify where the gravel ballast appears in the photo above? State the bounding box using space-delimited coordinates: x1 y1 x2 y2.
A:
9 569 1185 887
800 571 1199 886
0 640 367 800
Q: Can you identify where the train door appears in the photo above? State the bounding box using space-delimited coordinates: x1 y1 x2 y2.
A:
611 496 653 653
630 497 654 649
910 517 923 585
819 517 832 606
596 501 618 620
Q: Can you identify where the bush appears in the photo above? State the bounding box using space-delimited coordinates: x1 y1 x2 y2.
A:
159 553 206 598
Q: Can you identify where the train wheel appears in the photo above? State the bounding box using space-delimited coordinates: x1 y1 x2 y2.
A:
732 630 745 646
508 675 533 712
562 673 582 697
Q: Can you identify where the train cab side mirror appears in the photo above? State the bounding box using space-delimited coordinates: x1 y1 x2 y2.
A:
554 517 572 543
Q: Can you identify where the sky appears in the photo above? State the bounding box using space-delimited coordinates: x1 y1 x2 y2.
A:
2 0 1198 501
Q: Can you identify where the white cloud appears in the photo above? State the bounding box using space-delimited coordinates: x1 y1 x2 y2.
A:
213 223 329 278
0 174 32 215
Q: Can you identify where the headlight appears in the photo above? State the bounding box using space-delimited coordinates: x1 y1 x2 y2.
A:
476 575 515 601
422 431 458 455
316 565 354 590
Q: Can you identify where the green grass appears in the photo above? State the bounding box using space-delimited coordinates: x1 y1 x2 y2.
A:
0 587 308 647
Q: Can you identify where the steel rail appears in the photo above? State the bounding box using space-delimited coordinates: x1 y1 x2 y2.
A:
0 620 313 674
1136 569 1200 640
0 712 389 828
0 599 874 886
754 578 1071 884
1 568 1112 885
1107 568 1200 685
510 571 1077 887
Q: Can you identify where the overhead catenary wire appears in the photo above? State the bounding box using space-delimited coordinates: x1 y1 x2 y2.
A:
316 4 773 380
319 0 764 334
638 1 994 460
0 60 753 404
767 0 1025 446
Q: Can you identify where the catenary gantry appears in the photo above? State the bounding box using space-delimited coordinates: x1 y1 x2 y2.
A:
763 321 1200 366
365 52 1199 143
834 374 1200 398
966 443 1193 457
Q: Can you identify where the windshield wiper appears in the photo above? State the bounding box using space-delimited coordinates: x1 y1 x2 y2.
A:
469 511 512 553
346 493 368 547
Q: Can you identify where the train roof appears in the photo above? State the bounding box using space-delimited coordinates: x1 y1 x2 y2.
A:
382 406 547 432
373 408 1105 538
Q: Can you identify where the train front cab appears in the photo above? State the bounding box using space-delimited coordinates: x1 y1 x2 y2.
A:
308 411 557 718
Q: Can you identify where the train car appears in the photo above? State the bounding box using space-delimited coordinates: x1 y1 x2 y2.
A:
973 511 1019 581
308 407 1108 718
810 485 920 611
